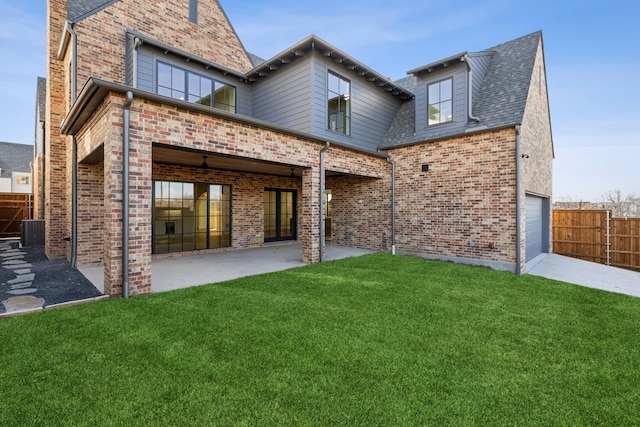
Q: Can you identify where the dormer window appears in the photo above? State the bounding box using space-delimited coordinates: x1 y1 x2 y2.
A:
327 71 351 135
427 78 453 126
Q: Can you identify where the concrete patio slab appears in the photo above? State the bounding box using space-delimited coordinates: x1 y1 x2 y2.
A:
79 243 374 294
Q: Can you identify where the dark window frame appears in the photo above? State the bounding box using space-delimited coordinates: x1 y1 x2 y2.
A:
264 188 297 242
327 70 351 136
156 61 237 113
427 77 453 126
152 179 232 254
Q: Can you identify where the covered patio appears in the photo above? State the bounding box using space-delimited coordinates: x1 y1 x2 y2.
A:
79 243 374 294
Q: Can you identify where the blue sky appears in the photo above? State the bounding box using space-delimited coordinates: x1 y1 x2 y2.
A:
0 0 638 202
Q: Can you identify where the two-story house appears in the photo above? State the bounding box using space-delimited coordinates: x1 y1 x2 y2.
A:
40 0 553 296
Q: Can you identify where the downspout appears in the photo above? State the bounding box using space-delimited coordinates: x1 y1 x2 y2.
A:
39 121 46 220
462 53 481 123
122 91 134 298
386 156 396 255
319 142 330 262
68 22 78 268
70 137 77 267
515 125 523 275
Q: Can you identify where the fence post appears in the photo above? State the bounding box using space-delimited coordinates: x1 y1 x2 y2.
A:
606 210 611 266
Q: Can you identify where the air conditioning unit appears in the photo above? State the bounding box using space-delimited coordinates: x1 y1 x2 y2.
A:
21 219 45 247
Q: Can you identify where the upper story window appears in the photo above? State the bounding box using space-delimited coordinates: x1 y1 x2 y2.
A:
327 71 351 135
157 62 236 113
427 77 453 126
189 0 198 24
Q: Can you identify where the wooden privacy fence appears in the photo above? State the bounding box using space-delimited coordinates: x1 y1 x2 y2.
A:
0 193 32 237
553 210 640 272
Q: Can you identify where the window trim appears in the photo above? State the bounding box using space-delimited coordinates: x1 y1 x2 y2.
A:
152 179 232 254
327 70 351 136
156 60 237 113
427 77 454 127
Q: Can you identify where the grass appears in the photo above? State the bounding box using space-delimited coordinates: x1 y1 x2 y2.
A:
1 253 639 426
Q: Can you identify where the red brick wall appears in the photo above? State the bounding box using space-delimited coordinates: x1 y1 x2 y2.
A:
389 128 518 270
45 0 70 258
71 92 388 295
327 174 392 251
521 39 554 262
76 162 104 265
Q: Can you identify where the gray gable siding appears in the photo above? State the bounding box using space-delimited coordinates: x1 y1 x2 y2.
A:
468 52 493 108
135 46 251 116
311 53 403 153
414 63 468 140
251 57 313 134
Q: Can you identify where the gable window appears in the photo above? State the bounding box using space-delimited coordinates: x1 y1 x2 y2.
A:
157 62 236 112
327 71 351 135
427 78 453 125
189 0 198 24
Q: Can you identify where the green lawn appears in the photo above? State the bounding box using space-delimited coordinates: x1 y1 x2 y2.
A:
1 253 639 426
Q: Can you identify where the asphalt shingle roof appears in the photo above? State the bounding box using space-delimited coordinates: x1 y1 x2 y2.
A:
382 31 542 148
0 142 33 178
68 0 116 22
472 31 541 129
36 77 46 121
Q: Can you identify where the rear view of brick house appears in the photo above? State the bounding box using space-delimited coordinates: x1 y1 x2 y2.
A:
39 0 553 296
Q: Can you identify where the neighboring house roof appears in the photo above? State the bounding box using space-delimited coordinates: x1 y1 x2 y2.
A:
381 31 542 148
68 0 117 22
0 142 33 178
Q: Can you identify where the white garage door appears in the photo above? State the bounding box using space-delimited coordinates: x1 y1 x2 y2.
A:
525 195 544 262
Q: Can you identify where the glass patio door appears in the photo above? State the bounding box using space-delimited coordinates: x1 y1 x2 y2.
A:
264 189 296 242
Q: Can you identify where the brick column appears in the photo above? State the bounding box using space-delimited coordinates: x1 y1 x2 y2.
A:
302 166 321 264
103 96 152 296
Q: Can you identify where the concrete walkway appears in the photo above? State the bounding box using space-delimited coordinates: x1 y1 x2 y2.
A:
526 253 640 298
79 243 374 294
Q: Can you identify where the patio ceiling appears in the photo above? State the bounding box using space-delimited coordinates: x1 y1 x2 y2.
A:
153 144 334 178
